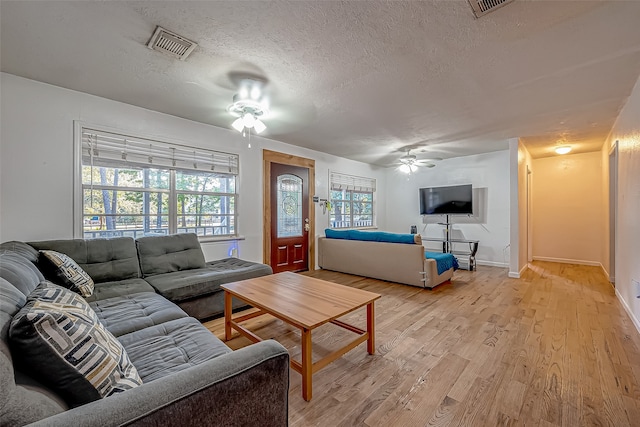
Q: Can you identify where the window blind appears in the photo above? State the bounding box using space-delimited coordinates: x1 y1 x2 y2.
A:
81 128 239 174
330 172 376 192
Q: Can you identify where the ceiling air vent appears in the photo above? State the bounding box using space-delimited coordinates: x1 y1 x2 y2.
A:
467 0 515 18
147 26 197 61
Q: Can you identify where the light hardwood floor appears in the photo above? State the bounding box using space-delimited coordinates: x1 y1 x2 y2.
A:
204 262 640 426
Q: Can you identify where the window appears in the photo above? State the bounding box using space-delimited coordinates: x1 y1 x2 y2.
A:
77 127 239 240
329 172 375 229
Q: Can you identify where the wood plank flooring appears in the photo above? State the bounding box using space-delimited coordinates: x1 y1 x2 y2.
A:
204 262 640 426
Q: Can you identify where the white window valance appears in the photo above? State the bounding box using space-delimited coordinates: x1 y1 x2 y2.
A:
81 128 239 174
330 172 376 192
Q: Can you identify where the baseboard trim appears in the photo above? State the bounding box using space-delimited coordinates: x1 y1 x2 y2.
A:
507 264 527 279
532 256 601 266
599 264 613 283
476 260 509 268
616 290 640 336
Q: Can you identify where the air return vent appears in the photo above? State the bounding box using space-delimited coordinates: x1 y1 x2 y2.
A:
147 26 197 60
467 0 515 18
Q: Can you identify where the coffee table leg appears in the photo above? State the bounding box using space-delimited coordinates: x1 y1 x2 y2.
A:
367 302 375 354
302 328 312 401
224 291 232 341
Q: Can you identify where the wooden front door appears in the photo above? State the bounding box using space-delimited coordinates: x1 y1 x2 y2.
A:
270 163 310 273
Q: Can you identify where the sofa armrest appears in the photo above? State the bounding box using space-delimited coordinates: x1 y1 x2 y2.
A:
28 340 289 427
423 258 454 289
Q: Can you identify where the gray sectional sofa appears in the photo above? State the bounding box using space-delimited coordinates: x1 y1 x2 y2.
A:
27 233 273 320
0 235 288 426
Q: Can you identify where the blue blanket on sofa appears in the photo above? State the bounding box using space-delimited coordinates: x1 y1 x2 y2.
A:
425 252 459 275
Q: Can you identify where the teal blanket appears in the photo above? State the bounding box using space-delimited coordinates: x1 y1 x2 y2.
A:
425 252 459 275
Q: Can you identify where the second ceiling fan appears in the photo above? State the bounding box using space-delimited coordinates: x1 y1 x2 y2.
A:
397 150 441 174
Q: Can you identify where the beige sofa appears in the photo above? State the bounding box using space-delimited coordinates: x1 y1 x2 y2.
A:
318 236 453 288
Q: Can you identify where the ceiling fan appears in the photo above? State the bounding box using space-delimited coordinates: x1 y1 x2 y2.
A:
227 78 269 135
185 64 317 139
397 150 440 174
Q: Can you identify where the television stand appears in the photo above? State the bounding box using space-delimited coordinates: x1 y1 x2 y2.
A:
423 215 479 270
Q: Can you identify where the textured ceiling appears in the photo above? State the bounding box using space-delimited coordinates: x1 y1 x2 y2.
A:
2 1 640 165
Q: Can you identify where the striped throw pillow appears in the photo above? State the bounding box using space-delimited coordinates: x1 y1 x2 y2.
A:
39 250 94 297
9 281 142 406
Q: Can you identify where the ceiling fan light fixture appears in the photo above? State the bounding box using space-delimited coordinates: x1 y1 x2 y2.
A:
398 150 435 172
231 117 245 132
400 154 417 165
250 86 261 100
227 78 270 135
241 112 256 128
253 119 266 134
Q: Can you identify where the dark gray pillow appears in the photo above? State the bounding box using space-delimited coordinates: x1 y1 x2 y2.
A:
38 250 94 297
9 281 142 407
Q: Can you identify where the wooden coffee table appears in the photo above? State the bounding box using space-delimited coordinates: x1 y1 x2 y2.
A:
221 272 381 401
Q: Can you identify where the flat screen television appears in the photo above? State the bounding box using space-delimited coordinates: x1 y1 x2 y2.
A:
419 184 473 215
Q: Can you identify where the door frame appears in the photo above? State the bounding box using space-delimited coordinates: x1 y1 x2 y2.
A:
263 149 315 270
526 165 533 263
608 141 618 284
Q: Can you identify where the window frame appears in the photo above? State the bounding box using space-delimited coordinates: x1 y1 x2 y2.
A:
328 171 376 229
74 122 240 241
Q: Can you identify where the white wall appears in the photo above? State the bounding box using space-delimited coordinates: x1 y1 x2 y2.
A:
607 75 640 332
531 151 604 266
0 73 386 265
384 149 511 267
508 138 521 277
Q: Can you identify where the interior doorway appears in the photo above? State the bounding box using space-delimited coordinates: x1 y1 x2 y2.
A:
263 149 315 272
608 142 618 285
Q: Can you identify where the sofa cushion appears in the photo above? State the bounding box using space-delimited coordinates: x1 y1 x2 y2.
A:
84 278 155 303
144 258 273 302
39 250 95 297
206 257 273 277
324 229 350 239
376 231 418 244
90 292 188 337
136 233 206 277
9 282 142 407
350 230 417 244
0 278 27 318
0 240 40 263
118 317 231 382
29 237 141 283
0 255 67 427
0 252 45 297
1 279 68 426
324 229 419 244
